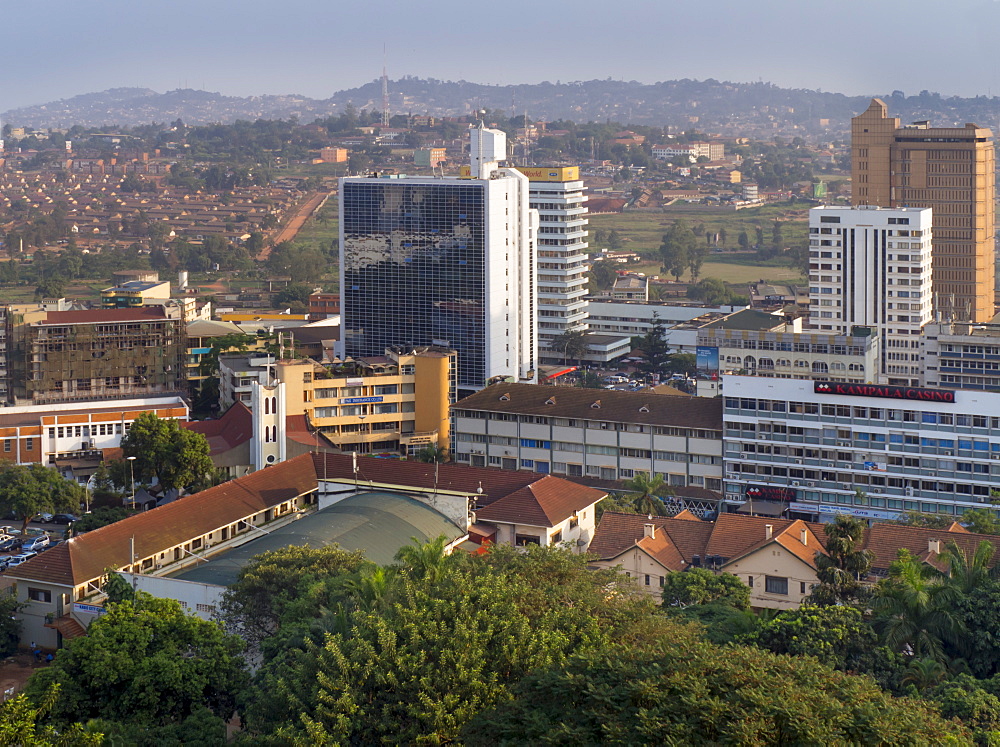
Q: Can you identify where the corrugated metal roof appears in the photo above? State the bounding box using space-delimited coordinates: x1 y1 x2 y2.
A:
172 491 463 587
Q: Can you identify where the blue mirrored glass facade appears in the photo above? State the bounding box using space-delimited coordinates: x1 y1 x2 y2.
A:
342 180 487 388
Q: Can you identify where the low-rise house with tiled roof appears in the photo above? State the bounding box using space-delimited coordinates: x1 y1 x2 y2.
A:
590 512 826 609
590 510 1000 610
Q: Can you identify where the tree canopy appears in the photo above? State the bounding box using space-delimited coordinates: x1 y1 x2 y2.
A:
118 412 213 494
662 567 750 609
24 594 246 736
0 463 84 533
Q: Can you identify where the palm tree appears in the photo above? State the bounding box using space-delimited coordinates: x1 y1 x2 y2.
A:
942 539 999 594
552 330 591 365
625 472 671 516
900 657 949 692
870 550 964 662
811 514 874 605
395 535 450 584
415 443 447 464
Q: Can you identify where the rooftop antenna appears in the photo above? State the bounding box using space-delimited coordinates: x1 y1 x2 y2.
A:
381 45 390 128
523 109 530 166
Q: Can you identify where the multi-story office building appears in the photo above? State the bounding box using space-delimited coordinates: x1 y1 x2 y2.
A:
851 99 995 322
521 167 590 355
921 321 1000 391
341 126 537 396
452 383 724 497
0 396 187 477
220 347 455 456
808 205 932 386
723 375 1000 522
695 327 879 383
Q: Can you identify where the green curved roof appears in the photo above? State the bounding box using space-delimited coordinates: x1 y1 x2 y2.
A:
172 490 463 587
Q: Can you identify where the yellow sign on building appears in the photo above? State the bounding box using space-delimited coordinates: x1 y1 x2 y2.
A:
459 165 579 182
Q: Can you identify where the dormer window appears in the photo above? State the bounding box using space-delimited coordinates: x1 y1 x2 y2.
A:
499 393 510 401
545 397 556 405
639 405 650 413
591 400 601 409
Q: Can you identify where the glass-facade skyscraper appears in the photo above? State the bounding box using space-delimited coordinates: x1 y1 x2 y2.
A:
340 135 537 394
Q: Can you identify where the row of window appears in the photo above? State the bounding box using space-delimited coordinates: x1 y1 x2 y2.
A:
454 411 718 438
48 423 125 439
725 398 1000 428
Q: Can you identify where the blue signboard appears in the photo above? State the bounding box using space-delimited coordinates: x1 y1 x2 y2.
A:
696 345 719 372
341 396 384 405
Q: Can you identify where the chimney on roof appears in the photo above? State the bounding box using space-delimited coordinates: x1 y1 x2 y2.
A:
765 524 773 540
800 527 808 546
928 538 941 555
644 523 656 539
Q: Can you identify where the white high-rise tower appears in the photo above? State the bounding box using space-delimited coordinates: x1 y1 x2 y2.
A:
808 205 932 386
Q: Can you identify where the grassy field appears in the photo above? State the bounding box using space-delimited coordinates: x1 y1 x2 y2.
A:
292 198 339 249
589 202 811 256
590 204 810 286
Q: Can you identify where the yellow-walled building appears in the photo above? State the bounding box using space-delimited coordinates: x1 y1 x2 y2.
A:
276 346 455 456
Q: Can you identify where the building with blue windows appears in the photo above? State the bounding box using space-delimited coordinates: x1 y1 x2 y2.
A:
340 127 538 397
723 375 1000 522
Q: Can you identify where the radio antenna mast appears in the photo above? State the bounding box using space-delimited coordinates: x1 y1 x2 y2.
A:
381 45 390 128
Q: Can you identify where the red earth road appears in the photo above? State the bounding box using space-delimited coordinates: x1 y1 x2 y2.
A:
257 191 330 261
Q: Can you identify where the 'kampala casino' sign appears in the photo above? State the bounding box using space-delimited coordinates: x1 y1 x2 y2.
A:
813 382 956 403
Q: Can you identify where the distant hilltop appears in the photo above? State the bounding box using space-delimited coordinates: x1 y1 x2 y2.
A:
5 78 1000 132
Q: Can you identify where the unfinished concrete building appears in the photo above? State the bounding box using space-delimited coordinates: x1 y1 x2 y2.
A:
15 307 186 405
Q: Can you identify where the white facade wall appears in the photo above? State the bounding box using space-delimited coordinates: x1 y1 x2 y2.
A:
723 375 1000 521
453 411 723 490
532 179 590 353
808 206 932 385
483 171 538 384
585 301 747 337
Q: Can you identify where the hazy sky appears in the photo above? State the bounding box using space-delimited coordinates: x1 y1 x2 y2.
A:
4 0 1000 111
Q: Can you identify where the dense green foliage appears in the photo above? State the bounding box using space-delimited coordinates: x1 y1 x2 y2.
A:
118 412 213 493
0 685 101 746
25 595 246 740
465 643 966 745
22 538 1000 742
0 463 85 533
662 568 750 609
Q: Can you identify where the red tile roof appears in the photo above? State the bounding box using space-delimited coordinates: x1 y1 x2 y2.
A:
8 453 319 588
705 514 826 562
42 307 169 324
588 512 713 563
635 531 687 571
862 523 1000 572
473 476 605 528
183 403 253 455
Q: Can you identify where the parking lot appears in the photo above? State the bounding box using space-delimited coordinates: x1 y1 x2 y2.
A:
0 521 71 573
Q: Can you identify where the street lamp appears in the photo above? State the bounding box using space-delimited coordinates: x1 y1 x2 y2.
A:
126 456 137 510
84 473 96 514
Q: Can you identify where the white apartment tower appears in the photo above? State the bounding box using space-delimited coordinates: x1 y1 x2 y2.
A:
808 205 932 386
524 167 590 356
341 125 539 396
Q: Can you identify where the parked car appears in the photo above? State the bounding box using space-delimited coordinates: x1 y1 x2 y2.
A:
19 536 49 553
51 514 78 525
0 536 19 552
6 552 37 567
34 513 54 524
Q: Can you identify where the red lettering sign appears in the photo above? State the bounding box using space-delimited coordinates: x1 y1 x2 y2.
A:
813 382 956 403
